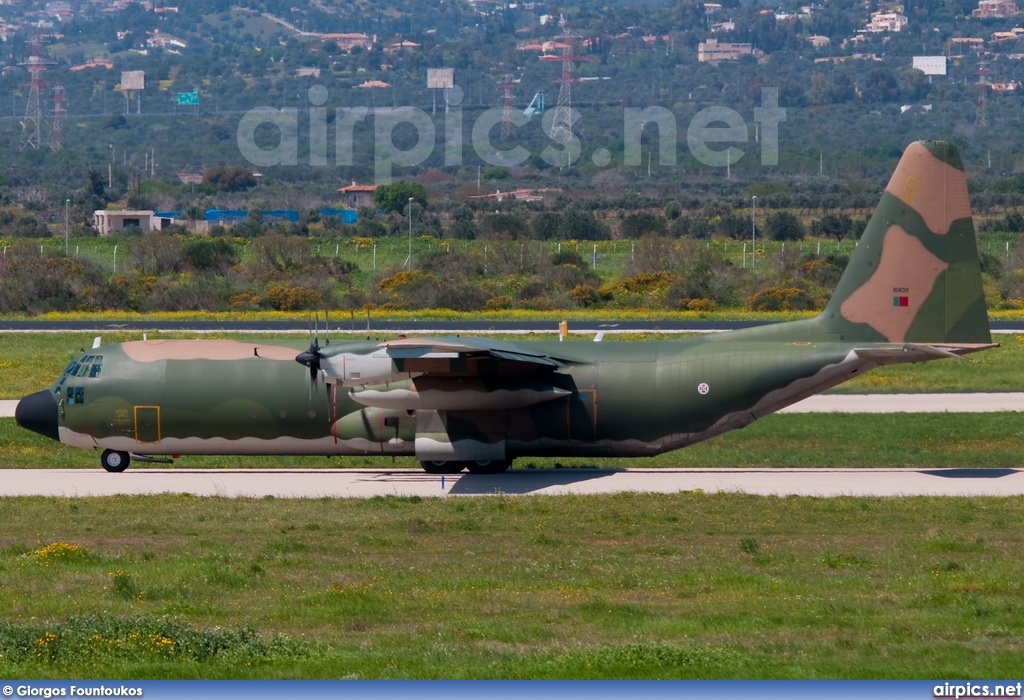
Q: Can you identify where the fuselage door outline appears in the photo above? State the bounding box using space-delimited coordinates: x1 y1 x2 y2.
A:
134 405 162 443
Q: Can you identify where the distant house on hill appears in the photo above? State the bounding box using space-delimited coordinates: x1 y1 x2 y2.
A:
337 181 377 208
385 40 420 54
949 37 986 55
147 30 186 49
863 11 907 33
991 27 1024 41
698 38 753 63
973 0 1018 18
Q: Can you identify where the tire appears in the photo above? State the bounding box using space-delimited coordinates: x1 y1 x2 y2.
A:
101 449 130 473
420 460 464 475
465 459 511 475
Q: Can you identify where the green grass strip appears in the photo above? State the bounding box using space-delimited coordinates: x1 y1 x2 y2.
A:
0 493 1021 679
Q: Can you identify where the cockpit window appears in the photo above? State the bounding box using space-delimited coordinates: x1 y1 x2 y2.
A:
65 356 103 379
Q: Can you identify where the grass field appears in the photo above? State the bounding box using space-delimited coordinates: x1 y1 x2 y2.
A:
0 493 1021 679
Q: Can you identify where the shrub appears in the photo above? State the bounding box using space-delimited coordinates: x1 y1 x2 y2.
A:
746 286 818 311
265 285 325 311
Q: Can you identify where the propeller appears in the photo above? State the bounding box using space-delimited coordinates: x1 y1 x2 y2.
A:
296 315 324 395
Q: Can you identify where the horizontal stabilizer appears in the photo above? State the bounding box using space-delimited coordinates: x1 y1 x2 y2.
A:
854 342 997 365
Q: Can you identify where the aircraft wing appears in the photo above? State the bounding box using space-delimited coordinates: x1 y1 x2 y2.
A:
379 336 567 368
321 337 579 412
317 336 579 394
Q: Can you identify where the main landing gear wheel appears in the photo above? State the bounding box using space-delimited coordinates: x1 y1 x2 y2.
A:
420 460 465 475
465 460 511 475
100 449 130 473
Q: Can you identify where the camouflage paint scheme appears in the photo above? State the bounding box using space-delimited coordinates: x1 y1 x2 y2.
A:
15 141 996 473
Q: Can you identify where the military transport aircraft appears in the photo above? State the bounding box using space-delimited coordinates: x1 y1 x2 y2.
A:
16 141 996 474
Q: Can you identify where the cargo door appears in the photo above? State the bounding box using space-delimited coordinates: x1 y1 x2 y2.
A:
134 406 161 443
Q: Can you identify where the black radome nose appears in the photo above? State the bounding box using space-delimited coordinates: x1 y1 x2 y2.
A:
15 390 60 442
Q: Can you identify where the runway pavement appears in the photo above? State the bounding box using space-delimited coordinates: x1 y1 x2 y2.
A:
775 392 1024 413
2 467 1022 498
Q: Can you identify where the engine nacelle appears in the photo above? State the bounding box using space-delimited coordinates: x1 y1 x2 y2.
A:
332 406 414 453
321 351 409 387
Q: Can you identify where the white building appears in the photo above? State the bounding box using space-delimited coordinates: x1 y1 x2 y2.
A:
864 12 908 33
93 210 178 236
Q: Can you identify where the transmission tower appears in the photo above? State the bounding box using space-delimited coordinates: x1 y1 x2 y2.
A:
20 36 50 150
49 82 66 151
497 72 517 141
976 61 990 127
541 27 589 151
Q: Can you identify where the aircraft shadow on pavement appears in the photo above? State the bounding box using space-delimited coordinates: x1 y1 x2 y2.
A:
449 468 622 495
919 468 1020 479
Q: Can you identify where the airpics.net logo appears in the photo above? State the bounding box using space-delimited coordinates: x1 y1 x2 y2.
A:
235 85 786 185
933 683 1024 699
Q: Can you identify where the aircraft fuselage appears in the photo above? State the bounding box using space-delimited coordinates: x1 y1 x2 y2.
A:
30 335 874 463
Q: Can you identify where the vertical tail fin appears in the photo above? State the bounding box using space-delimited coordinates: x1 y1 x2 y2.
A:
819 140 990 344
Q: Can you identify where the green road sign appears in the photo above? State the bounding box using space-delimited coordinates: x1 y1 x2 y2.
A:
177 91 199 105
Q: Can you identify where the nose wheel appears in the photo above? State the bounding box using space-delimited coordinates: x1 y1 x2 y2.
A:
100 449 130 473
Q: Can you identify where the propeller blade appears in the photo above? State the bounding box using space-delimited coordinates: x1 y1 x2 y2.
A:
296 343 323 395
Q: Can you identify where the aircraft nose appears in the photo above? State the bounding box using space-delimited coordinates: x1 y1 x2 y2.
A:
15 390 60 442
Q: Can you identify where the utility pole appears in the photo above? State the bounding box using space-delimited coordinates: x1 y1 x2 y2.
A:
405 197 414 268
751 195 757 268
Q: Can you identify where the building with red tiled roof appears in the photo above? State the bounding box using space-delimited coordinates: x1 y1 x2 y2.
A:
337 182 377 208
973 0 1018 17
